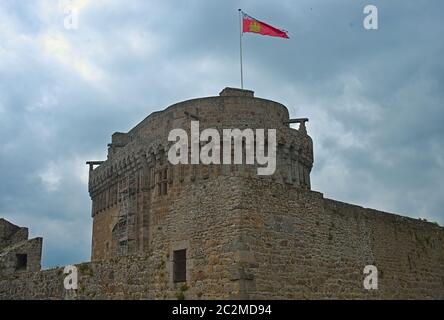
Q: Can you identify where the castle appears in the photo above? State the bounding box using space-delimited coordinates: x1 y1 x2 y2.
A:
87 87 313 261
1 88 443 299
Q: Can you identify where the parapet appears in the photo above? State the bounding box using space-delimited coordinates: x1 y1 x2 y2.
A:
87 88 314 218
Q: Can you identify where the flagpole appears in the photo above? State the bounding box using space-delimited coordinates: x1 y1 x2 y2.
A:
238 9 244 89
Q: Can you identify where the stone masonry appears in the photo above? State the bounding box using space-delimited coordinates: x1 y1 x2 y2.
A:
0 88 443 299
0 219 42 275
88 87 313 261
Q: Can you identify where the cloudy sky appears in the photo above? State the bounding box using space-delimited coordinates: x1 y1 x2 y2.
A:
1 0 443 268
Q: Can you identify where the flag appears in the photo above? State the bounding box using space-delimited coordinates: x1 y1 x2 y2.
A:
242 12 289 39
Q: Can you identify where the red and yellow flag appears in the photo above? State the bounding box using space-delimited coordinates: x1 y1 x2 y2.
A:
242 12 289 39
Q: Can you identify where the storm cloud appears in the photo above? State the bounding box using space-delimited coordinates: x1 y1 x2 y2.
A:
1 0 443 267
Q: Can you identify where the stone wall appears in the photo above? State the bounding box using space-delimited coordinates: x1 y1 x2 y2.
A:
0 255 151 300
0 218 28 250
0 176 249 300
0 219 43 275
1 176 443 299
237 178 444 299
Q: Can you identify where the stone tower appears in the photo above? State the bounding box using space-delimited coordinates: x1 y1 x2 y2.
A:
88 87 313 261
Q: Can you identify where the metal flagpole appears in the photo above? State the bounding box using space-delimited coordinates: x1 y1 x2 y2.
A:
238 9 244 89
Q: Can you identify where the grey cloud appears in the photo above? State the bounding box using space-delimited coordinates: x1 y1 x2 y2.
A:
0 0 443 267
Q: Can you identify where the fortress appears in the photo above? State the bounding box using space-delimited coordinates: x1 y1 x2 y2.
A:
1 88 443 299
88 87 313 261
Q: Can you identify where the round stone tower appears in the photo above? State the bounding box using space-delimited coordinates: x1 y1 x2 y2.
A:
87 88 313 260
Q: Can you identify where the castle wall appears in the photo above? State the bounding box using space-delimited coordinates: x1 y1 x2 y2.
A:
91 206 119 261
145 175 246 299
2 177 443 299
0 176 250 300
0 256 152 300
3 88 443 299
237 178 444 299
